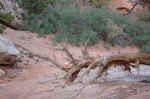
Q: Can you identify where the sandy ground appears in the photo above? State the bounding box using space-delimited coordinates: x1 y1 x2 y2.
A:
0 1 150 98
0 28 149 99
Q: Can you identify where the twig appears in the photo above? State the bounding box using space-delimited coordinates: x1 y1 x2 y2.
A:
80 36 90 60
75 60 100 83
62 46 77 65
125 3 138 15
15 43 66 72
55 45 77 65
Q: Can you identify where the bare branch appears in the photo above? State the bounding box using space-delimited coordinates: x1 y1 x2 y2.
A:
16 43 66 72
125 3 138 15
75 60 100 83
65 60 92 85
65 53 150 84
80 36 90 60
55 45 77 65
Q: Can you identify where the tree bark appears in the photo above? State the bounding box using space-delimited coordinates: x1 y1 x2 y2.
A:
65 53 150 84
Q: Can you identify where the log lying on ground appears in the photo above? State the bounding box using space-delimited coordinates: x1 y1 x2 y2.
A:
47 39 150 85
48 43 150 99
65 53 150 84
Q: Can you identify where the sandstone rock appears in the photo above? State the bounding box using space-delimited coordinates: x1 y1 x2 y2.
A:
0 36 20 65
0 36 20 55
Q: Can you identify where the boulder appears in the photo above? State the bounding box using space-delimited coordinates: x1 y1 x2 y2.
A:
0 36 20 65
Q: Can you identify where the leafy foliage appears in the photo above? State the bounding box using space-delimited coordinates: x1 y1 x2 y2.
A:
132 22 150 53
18 0 72 14
0 24 6 34
18 0 150 53
0 12 14 23
138 12 150 22
0 4 14 33
18 0 52 14
90 0 110 8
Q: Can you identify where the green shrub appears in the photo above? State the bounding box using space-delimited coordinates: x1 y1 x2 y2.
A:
138 12 150 22
18 0 72 14
0 24 6 34
132 22 150 53
0 12 14 33
23 6 136 46
0 12 14 23
23 7 60 34
24 7 112 45
18 0 53 14
91 0 110 8
106 19 131 46
20 0 150 53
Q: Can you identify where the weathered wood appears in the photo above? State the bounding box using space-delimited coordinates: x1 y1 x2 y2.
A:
65 53 150 84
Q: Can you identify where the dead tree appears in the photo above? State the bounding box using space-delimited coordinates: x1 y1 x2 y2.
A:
46 42 150 85
45 42 150 99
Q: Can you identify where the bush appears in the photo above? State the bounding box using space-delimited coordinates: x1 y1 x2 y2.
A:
20 0 150 53
0 12 14 33
18 0 72 14
54 7 109 45
90 0 110 8
23 6 138 46
0 12 14 23
23 7 112 45
138 12 150 22
106 19 131 46
0 24 6 33
18 0 52 14
132 22 150 53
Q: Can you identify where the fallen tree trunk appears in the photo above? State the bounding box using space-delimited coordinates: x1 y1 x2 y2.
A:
45 40 150 86
65 53 150 84
47 43 150 99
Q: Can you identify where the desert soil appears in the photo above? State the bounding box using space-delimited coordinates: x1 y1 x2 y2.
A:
0 0 150 99
0 28 149 99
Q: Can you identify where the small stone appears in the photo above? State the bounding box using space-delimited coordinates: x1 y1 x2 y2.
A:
0 69 5 77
